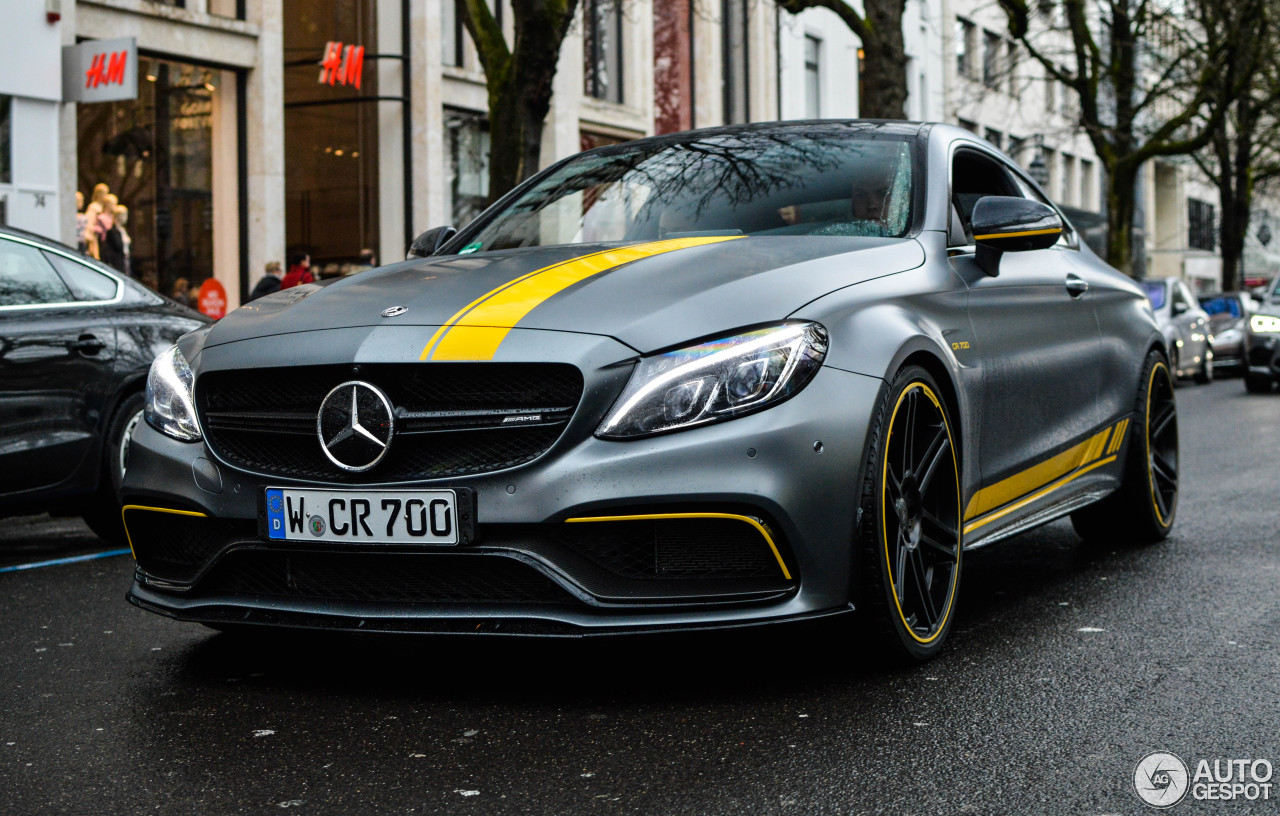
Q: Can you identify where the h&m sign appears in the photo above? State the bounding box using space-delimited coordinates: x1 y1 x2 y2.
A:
62 38 137 103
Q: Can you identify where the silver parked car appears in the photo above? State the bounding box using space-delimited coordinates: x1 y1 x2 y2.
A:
1142 277 1213 383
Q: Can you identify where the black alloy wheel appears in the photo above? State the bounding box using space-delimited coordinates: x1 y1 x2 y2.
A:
1145 360 1179 528
859 367 962 661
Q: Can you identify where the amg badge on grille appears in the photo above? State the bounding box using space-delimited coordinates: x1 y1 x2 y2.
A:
316 381 396 472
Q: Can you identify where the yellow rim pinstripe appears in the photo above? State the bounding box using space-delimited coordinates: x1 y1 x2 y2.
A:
880 381 961 645
419 236 741 361
120 504 209 560
565 512 791 580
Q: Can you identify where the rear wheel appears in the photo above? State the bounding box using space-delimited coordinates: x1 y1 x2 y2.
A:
1071 350 1177 544
82 392 145 546
1245 374 1273 393
856 366 962 662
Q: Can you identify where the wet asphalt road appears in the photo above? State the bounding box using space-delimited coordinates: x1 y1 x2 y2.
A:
2 378 1278 816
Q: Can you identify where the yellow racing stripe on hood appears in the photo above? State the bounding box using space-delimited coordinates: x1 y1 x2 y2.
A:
420 236 741 361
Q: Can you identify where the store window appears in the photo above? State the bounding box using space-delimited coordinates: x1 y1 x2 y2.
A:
444 109 490 229
584 0 624 103
76 56 240 306
284 0 382 271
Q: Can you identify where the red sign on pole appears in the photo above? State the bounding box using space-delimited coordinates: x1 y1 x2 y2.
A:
318 41 364 90
197 278 228 320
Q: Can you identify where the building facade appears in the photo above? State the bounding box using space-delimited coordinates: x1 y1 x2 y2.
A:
1 0 1257 309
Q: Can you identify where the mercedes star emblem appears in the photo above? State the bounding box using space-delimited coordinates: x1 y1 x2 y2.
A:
381 305 408 318
316 381 395 472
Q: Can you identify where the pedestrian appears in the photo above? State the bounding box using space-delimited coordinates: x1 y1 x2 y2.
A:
281 251 313 289
249 260 284 301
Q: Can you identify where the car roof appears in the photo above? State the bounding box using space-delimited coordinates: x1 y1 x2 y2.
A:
0 224 80 254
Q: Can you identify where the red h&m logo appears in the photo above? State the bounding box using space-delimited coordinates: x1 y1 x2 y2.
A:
319 41 364 90
85 50 128 89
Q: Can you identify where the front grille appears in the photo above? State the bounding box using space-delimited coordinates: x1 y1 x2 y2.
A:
199 551 574 605
197 363 583 482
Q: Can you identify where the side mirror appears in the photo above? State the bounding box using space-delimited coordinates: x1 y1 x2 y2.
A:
970 196 1063 276
1172 301 1189 316
407 226 457 259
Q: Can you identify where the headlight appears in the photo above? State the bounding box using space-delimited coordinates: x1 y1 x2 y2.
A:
1250 314 1280 333
597 323 828 439
145 345 202 441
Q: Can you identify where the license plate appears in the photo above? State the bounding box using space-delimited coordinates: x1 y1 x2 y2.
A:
264 487 460 545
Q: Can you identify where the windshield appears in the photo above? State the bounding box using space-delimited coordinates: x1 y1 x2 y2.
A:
457 131 916 253
1142 281 1167 310
1199 295 1242 320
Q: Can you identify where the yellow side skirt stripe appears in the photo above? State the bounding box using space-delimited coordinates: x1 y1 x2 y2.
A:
420 236 741 362
566 512 792 581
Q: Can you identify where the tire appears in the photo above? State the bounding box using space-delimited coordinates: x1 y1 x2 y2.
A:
855 366 963 662
82 391 146 546
1194 351 1213 384
1245 374 1273 394
1071 350 1177 545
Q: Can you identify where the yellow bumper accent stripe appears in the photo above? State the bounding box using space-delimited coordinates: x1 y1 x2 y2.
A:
963 425 1113 521
565 512 792 581
120 504 209 560
972 227 1063 241
420 236 741 361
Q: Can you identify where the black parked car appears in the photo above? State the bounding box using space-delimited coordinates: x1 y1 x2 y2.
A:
1246 276 1280 392
0 226 208 542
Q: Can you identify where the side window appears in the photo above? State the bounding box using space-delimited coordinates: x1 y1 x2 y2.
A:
0 239 73 307
950 148 1020 242
1170 282 1190 310
42 251 120 302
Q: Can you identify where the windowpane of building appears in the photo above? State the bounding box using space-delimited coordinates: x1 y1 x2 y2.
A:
984 128 1003 149
444 109 490 229
983 30 1001 88
723 0 749 123
1189 199 1216 251
1081 158 1096 210
0 95 9 185
654 0 693 134
956 19 974 78
443 0 463 68
804 35 822 119
584 0 624 104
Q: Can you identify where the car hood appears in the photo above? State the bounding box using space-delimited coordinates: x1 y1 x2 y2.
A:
205 236 924 356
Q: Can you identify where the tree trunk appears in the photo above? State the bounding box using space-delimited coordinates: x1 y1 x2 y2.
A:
1104 166 1139 275
859 1 908 119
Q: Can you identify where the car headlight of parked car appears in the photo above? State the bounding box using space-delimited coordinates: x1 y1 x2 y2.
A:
1250 314 1280 333
145 345 202 442
597 322 828 439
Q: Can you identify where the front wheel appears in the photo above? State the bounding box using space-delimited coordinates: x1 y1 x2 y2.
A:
82 392 145 545
1071 350 1177 544
856 366 963 662
1194 351 1213 384
1245 374 1273 394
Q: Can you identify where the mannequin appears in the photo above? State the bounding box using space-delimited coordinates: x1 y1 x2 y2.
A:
98 194 125 273
83 183 111 260
114 205 133 277
75 192 88 254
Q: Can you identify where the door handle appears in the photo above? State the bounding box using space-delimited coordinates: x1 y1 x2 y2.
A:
70 334 107 355
1065 274 1089 298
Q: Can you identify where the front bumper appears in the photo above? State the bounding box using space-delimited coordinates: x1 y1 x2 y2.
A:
1247 333 1280 380
123 359 884 635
